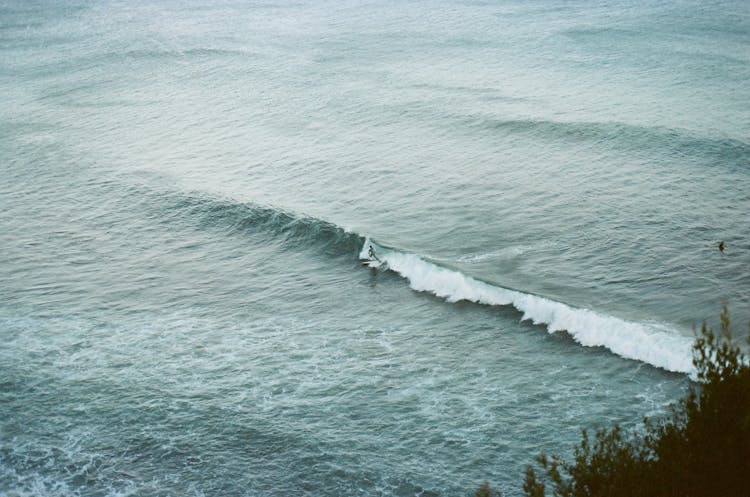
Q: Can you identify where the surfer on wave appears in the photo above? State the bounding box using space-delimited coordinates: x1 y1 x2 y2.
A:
368 245 381 262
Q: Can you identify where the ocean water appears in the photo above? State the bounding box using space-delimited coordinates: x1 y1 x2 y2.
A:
1 0 749 495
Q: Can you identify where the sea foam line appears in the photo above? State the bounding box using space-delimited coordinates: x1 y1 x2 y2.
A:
360 240 694 374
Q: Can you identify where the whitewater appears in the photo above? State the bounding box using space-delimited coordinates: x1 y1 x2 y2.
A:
359 239 694 375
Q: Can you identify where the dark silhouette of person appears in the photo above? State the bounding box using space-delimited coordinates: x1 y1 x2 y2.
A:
719 241 725 253
368 245 380 262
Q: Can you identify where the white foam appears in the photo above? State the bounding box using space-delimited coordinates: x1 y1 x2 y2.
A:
365 242 694 375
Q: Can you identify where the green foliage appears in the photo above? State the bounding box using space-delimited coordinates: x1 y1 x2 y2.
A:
515 306 750 497
526 427 653 497
475 480 501 497
522 465 545 497
648 307 750 497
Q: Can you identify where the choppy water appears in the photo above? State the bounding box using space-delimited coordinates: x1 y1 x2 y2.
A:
2 0 749 495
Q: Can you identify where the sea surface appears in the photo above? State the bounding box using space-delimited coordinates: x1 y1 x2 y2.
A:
2 0 749 495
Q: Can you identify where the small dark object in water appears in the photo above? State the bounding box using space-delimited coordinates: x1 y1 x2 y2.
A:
718 241 725 253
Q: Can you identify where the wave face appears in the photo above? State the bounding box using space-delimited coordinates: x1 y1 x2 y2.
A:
169 192 365 255
361 240 694 375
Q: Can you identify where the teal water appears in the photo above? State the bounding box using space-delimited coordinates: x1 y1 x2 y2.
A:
1 0 748 495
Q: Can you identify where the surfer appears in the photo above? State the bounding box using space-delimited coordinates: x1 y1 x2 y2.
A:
368 245 381 262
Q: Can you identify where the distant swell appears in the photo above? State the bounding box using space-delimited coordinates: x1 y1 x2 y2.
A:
361 240 695 375
464 116 750 164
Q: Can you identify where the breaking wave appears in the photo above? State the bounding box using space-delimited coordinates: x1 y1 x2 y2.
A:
360 239 695 375
155 190 695 375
